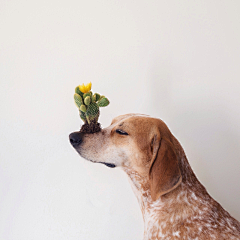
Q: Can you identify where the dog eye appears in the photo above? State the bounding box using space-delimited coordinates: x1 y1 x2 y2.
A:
116 129 128 135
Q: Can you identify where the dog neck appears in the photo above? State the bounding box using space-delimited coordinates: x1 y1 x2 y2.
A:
123 149 209 240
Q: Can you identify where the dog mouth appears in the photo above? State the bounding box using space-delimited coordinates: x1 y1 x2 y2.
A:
75 152 116 168
100 162 116 168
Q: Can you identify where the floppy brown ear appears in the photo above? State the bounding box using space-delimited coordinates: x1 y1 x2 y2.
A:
149 136 182 201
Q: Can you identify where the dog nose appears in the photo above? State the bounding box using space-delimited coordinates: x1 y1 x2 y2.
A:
69 132 84 147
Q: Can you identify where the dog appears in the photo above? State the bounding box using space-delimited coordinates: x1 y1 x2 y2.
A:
69 114 240 240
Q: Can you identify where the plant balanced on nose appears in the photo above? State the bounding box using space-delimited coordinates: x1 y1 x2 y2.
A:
74 82 110 133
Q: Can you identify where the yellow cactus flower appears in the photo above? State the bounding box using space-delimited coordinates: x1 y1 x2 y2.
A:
79 82 92 93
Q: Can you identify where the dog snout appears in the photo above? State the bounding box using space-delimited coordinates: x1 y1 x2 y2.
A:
69 132 84 147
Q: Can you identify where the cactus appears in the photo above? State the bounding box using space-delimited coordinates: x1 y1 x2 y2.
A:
80 104 87 112
80 110 87 122
97 97 109 107
95 93 101 101
92 93 101 102
84 96 91 105
86 102 100 124
99 95 105 101
75 86 84 98
83 92 91 99
92 94 96 102
74 93 83 108
73 83 110 127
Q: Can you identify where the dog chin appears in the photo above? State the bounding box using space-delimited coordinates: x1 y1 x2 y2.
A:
76 151 117 168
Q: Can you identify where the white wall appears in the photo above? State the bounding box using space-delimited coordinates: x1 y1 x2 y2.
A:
1 0 240 239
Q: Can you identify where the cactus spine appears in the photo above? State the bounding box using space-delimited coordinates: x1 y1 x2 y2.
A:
74 84 110 125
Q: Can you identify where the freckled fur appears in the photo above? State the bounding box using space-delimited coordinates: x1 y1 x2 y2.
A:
73 113 240 240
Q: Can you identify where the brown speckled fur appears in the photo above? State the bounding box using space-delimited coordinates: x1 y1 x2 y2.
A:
72 114 240 240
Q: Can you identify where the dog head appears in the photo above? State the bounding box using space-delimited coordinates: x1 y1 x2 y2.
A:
69 114 182 200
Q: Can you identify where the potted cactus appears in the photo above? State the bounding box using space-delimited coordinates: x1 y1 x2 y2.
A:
74 82 110 133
